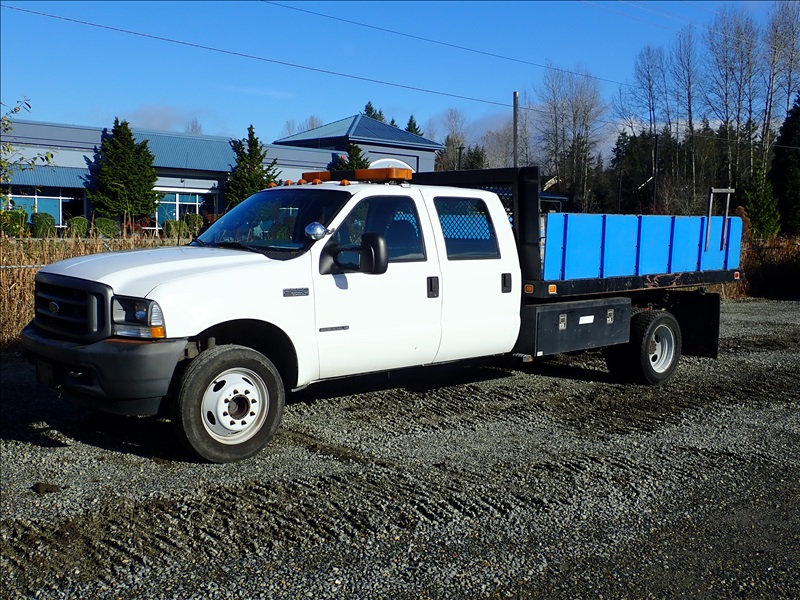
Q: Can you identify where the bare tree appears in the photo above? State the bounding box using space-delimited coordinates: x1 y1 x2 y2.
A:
280 115 324 138
481 92 538 168
535 65 569 185
632 46 667 135
535 65 606 210
434 108 469 171
671 26 700 195
482 124 514 168
299 115 323 132
774 1 800 121
185 117 203 135
704 6 762 184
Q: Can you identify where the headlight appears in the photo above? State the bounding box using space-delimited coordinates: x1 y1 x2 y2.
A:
112 297 166 339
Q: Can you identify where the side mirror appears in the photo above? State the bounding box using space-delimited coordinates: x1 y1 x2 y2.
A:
360 232 388 274
319 233 388 275
305 221 332 241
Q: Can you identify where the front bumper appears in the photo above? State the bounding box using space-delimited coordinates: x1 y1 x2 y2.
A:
20 321 188 416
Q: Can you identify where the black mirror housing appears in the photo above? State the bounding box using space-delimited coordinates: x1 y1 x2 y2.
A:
360 233 388 274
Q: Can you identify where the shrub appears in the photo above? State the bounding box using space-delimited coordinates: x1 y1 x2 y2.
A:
94 217 120 238
183 213 204 236
31 212 57 238
0 208 29 236
66 215 89 237
163 219 189 238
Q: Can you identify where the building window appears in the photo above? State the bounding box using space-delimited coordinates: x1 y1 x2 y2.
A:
155 191 218 228
7 188 83 226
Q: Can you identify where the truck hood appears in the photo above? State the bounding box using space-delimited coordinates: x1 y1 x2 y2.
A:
41 246 271 297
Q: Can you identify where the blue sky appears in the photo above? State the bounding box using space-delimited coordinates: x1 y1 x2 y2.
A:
1 1 774 145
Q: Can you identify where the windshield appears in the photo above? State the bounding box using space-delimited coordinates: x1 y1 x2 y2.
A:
194 187 351 257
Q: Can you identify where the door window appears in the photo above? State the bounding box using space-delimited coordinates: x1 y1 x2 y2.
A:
338 196 426 262
434 197 500 259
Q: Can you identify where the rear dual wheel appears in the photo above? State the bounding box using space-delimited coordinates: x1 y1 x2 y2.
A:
173 345 284 463
604 310 682 385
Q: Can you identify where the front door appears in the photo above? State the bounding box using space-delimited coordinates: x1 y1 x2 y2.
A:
312 192 442 379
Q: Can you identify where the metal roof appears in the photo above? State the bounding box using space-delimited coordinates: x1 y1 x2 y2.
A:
134 131 235 172
274 115 443 150
9 165 89 188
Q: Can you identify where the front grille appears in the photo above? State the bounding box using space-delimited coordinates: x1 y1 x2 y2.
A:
34 273 113 342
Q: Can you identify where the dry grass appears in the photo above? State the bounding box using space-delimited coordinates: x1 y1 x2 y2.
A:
729 237 800 300
1 234 188 350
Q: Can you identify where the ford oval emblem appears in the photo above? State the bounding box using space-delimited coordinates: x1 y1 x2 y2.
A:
48 302 60 314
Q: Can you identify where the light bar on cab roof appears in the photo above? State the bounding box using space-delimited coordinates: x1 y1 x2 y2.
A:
302 168 413 183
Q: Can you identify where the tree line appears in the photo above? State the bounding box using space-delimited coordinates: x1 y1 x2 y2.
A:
427 1 800 238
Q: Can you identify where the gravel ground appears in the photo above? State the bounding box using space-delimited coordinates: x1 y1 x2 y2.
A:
1 298 799 599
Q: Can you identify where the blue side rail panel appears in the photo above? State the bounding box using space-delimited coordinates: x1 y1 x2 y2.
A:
530 213 743 298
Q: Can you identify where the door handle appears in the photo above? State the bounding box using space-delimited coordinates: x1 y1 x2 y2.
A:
502 272 512 293
427 276 440 298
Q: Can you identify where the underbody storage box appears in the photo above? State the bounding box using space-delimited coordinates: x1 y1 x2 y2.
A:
514 297 631 357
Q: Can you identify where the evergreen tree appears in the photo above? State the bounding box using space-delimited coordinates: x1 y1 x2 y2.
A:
363 102 385 123
86 118 160 223
462 145 487 170
435 134 467 171
743 164 781 239
405 115 423 137
769 94 800 235
225 124 279 207
330 143 371 171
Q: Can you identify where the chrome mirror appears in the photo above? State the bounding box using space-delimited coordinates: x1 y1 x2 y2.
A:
305 221 332 241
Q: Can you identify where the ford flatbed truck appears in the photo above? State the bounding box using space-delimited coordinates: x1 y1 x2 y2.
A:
20 167 743 462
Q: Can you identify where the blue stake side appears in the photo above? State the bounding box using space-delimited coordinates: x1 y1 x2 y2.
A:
542 213 743 281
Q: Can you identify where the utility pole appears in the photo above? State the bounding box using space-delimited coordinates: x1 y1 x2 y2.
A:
513 91 519 169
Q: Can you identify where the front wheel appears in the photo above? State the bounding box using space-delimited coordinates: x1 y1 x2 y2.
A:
173 345 284 463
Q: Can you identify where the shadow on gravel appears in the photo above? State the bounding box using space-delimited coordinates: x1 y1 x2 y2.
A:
521 356 619 385
288 358 519 405
0 354 184 462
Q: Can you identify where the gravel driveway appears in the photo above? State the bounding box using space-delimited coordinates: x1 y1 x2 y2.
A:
1 298 799 599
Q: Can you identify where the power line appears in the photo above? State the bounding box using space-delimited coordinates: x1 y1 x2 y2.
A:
3 3 797 150
0 4 511 109
262 1 631 88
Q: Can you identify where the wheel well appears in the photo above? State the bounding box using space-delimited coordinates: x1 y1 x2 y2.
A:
189 320 299 389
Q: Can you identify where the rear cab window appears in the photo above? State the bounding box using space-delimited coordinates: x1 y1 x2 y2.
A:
433 197 500 260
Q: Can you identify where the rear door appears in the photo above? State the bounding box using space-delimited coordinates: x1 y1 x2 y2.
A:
427 192 521 362
312 190 443 379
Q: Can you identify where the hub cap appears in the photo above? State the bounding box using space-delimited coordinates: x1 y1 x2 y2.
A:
201 368 269 444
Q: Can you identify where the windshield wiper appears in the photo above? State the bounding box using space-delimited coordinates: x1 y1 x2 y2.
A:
214 241 263 253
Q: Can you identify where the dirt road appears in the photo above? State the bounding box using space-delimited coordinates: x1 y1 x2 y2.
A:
1 298 798 599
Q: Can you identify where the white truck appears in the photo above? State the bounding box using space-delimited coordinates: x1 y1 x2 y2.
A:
21 167 743 462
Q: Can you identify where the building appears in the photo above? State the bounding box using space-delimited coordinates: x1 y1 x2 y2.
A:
2 115 443 229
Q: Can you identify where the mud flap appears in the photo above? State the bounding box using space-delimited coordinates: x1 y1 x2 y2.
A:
667 292 721 358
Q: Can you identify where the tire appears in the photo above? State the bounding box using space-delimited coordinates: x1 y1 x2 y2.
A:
630 310 682 385
173 345 284 463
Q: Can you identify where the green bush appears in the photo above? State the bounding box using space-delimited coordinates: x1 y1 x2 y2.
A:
0 208 28 236
31 212 57 238
183 213 204 236
163 219 189 238
66 215 89 237
94 217 120 238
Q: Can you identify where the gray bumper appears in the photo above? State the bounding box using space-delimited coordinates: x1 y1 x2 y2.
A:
21 321 188 416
